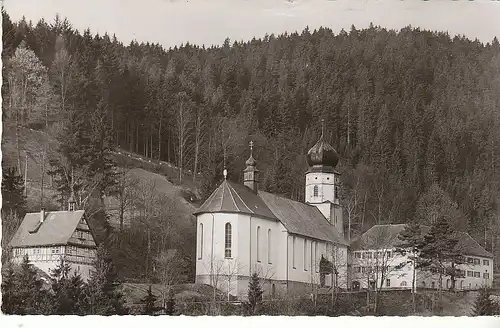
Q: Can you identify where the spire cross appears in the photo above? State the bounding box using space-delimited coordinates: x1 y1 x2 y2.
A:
249 140 254 155
321 119 325 138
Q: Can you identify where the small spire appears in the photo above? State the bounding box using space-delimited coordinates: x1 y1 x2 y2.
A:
249 140 254 157
223 168 227 180
321 119 325 138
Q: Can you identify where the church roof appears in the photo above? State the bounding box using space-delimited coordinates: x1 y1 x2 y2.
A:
194 180 348 245
352 224 493 258
258 191 348 245
9 210 86 248
194 180 277 219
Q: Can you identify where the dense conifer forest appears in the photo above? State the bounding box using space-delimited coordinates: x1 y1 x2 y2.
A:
2 6 500 283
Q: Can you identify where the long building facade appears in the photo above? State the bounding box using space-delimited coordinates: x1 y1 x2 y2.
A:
351 224 494 291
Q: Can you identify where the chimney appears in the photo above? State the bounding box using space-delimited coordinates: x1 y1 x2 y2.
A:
40 208 46 223
243 141 259 193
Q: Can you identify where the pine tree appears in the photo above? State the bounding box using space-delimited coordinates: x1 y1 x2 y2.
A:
50 258 86 314
1 166 27 217
1 262 18 314
10 255 53 314
472 288 497 316
245 272 263 315
165 288 176 315
396 222 425 313
418 217 464 294
140 285 158 315
85 246 128 315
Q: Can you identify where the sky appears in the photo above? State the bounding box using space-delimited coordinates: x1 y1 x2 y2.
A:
4 0 500 49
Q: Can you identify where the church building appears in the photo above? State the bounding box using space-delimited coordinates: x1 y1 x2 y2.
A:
194 126 349 300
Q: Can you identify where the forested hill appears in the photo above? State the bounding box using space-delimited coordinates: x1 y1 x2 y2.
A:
2 9 500 259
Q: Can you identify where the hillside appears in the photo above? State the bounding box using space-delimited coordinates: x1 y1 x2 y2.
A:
1 125 200 280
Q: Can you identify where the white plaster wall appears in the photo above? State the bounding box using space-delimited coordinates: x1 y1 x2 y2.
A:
351 249 413 290
12 246 95 282
305 172 339 205
416 255 494 290
286 234 348 288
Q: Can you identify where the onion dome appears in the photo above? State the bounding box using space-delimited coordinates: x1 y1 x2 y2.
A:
245 141 257 167
306 120 339 169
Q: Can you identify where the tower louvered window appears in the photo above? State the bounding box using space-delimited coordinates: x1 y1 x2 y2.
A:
313 185 319 197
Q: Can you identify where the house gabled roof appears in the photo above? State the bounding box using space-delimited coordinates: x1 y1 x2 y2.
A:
194 180 348 245
352 224 493 259
9 210 86 248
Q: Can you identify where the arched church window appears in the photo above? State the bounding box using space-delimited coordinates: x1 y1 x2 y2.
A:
304 239 307 271
257 226 261 262
313 185 318 197
225 223 232 258
198 223 203 260
268 229 272 264
315 242 319 272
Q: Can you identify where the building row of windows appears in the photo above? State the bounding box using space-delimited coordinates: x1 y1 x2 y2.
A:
354 250 393 260
385 279 407 287
291 236 323 272
14 246 96 258
466 257 489 266
353 265 401 274
75 230 92 241
466 270 489 279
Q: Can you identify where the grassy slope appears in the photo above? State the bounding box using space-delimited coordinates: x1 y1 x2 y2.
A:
1 125 200 229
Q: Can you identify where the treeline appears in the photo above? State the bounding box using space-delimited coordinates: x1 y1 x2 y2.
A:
2 9 500 261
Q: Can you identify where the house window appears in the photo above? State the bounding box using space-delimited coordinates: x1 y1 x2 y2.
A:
473 258 480 265
224 223 232 258
386 279 391 287
431 281 435 288
362 252 367 259
467 257 474 264
366 252 373 259
483 259 489 266
268 229 272 264
198 223 203 260
401 281 407 287
484 273 490 279
355 266 361 273
355 252 361 259
467 271 473 277
474 272 481 278
257 226 261 262
313 185 318 197
292 236 296 269
387 251 392 258
304 239 308 271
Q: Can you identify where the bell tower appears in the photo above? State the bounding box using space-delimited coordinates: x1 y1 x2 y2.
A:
305 120 343 236
243 141 259 193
